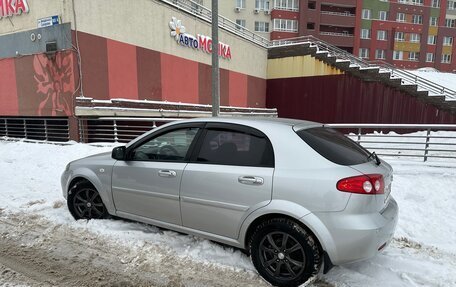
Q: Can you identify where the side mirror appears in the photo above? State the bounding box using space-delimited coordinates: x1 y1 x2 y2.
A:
112 146 126 160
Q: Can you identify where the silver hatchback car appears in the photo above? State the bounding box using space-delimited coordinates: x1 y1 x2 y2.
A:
61 117 398 286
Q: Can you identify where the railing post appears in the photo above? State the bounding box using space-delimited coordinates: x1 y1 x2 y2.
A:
78 119 83 143
44 119 48 141
23 119 27 139
4 119 8 137
113 120 119 142
152 121 157 128
423 128 431 162
357 127 362 143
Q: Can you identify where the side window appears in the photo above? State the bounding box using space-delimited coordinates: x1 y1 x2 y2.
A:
196 129 274 167
131 128 199 161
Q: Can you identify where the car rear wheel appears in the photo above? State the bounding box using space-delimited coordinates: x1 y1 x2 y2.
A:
68 181 109 220
249 218 321 287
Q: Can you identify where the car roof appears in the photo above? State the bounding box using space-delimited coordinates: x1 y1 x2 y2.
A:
178 117 322 130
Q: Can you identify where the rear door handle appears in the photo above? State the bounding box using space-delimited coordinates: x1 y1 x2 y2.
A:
158 170 177 177
238 176 264 185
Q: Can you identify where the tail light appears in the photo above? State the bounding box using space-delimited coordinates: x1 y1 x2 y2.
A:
337 174 384 194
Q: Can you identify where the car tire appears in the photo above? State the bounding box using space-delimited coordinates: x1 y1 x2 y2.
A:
67 180 109 220
249 218 321 287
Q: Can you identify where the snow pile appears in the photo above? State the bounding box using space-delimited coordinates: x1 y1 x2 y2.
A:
409 69 456 92
1 139 456 286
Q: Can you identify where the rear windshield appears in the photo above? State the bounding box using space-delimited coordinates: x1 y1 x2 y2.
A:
297 127 370 166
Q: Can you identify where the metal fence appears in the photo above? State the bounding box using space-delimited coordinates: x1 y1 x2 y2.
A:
78 117 179 143
0 117 69 142
2 117 455 162
325 124 456 161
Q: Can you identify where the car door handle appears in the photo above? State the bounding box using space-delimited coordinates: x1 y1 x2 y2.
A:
158 170 177 177
238 176 264 185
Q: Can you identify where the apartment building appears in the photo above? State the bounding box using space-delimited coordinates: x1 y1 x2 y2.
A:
202 0 300 40
356 0 456 72
214 0 456 71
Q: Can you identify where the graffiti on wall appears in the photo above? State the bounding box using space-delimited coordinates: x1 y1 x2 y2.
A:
33 53 74 116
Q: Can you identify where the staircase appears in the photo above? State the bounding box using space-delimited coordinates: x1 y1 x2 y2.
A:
269 36 456 112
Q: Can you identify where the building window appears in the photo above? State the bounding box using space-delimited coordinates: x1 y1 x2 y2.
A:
359 48 369 59
236 0 246 9
273 0 299 11
411 0 424 5
379 11 388 20
395 32 405 42
235 19 246 30
442 54 451 63
432 0 440 7
410 33 420 43
397 13 405 22
428 35 437 45
426 53 435 62
308 1 316 9
398 0 407 3
273 19 298 32
255 0 270 10
430 17 438 26
443 36 453 46
393 51 404 60
255 21 270 32
445 18 456 27
448 0 456 10
375 49 386 59
412 15 423 24
362 9 371 20
409 52 420 61
361 29 371 39
377 30 387 40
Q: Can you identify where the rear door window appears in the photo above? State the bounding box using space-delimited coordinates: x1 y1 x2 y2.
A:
195 127 274 167
297 127 370 165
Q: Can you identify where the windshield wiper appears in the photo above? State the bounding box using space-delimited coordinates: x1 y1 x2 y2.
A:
367 151 381 166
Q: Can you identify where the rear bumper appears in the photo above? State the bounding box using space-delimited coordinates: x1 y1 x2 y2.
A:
311 197 398 265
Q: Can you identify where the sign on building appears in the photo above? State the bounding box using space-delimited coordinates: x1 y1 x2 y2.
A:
0 0 29 19
38 15 60 28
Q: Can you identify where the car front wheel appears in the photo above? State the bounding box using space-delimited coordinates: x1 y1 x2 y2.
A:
67 180 109 220
249 218 321 287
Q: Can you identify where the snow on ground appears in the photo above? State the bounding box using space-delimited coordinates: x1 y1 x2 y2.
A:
0 137 456 286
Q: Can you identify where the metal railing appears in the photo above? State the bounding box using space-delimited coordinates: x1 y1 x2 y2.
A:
76 118 456 162
0 117 70 142
325 124 456 161
270 35 456 100
161 0 270 47
320 11 355 17
78 118 179 143
320 31 354 37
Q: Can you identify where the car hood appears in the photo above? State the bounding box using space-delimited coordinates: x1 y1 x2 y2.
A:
71 151 112 165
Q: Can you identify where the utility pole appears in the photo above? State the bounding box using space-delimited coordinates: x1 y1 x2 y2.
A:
211 0 220 117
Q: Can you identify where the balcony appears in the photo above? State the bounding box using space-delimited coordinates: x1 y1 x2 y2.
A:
320 11 356 27
318 32 354 47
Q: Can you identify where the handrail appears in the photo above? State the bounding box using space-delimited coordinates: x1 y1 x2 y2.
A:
270 35 456 100
160 0 270 48
325 123 456 161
